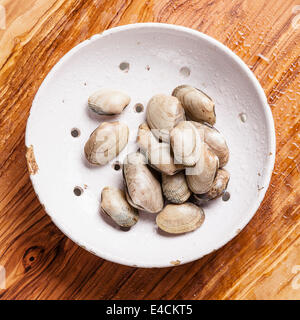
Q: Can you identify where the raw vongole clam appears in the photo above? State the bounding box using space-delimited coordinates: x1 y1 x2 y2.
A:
193 168 230 203
123 152 164 213
84 121 129 165
156 203 205 234
146 94 185 142
88 88 131 115
162 172 191 204
172 85 216 125
101 186 139 227
170 121 203 166
137 122 184 175
191 121 229 167
186 143 219 194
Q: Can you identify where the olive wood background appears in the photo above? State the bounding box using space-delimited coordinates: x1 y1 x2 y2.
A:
0 0 299 300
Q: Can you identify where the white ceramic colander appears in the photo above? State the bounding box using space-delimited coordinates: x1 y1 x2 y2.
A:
25 23 276 268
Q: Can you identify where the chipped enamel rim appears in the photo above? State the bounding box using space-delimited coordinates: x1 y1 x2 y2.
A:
25 23 276 268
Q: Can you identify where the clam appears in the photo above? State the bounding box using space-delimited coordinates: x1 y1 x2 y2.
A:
191 121 229 167
172 85 216 125
137 122 184 175
101 187 138 227
186 143 219 194
156 203 205 234
84 121 129 165
146 94 185 142
170 121 203 166
88 89 130 115
193 169 230 204
162 172 191 204
123 152 164 213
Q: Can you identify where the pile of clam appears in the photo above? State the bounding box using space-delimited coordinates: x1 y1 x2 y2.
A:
84 85 230 234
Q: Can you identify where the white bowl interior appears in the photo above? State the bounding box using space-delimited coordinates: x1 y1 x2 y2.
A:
26 24 275 267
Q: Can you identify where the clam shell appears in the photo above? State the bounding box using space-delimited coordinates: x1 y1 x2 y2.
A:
186 143 219 194
84 121 129 165
101 187 139 227
172 85 216 125
162 172 191 204
146 94 185 142
123 152 164 213
88 89 130 115
170 121 203 166
193 168 230 203
156 203 205 234
191 121 229 167
137 122 184 175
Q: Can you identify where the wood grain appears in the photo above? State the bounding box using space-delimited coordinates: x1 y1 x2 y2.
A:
0 0 299 300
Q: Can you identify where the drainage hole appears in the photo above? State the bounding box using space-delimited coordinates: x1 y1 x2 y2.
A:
112 161 122 171
180 66 191 77
73 186 83 196
71 128 80 138
119 62 130 72
134 103 144 113
222 191 230 201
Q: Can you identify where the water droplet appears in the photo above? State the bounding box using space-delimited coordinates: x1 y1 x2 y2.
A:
239 113 247 123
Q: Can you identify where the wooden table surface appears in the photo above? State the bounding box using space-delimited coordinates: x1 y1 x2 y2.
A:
0 0 299 300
